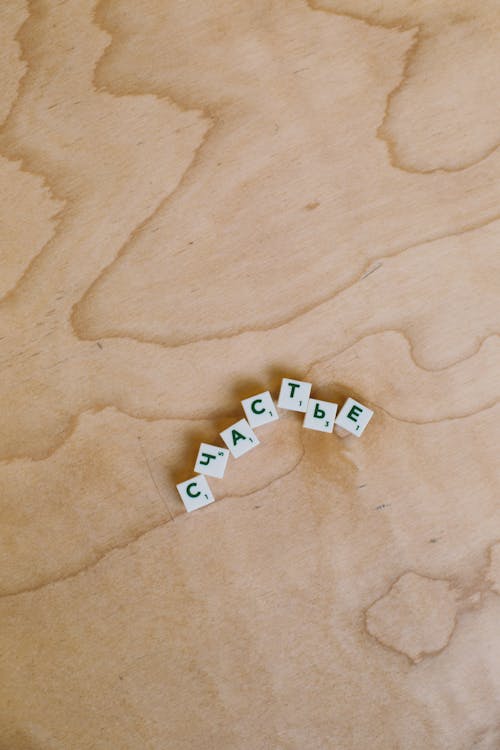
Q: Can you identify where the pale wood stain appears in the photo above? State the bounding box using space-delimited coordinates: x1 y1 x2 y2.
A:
0 1 499 748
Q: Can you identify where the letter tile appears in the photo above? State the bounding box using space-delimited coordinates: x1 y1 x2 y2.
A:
220 418 260 458
303 398 337 433
176 475 215 512
241 391 279 428
335 397 374 437
194 443 229 479
277 378 312 413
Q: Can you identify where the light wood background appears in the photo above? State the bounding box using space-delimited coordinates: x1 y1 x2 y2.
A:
1 1 499 748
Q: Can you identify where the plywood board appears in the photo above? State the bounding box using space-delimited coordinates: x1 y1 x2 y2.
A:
0 1 499 748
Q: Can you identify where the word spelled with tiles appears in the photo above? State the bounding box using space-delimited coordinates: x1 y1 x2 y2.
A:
176 379 374 512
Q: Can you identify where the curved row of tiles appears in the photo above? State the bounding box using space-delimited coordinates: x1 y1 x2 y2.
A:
177 377 373 511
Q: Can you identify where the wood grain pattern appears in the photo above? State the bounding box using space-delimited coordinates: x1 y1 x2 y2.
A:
0 1 499 748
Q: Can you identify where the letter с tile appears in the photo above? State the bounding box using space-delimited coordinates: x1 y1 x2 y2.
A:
241 391 279 428
176 475 215 512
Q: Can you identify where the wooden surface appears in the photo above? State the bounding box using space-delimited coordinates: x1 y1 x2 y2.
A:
1 1 499 748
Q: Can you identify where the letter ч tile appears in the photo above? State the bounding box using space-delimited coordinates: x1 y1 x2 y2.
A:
241 391 279 428
277 378 312 413
220 418 260 458
194 443 229 478
176 475 215 512
303 398 337 433
335 397 374 437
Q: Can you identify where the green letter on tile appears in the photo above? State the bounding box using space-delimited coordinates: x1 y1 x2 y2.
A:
347 405 363 422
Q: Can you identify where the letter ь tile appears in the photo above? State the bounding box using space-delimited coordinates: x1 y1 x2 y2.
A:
303 398 337 433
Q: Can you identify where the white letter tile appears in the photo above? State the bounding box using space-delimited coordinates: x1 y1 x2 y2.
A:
176 475 215 512
303 398 337 433
241 391 279 428
220 418 260 458
277 378 312 413
335 397 373 436
194 443 229 479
